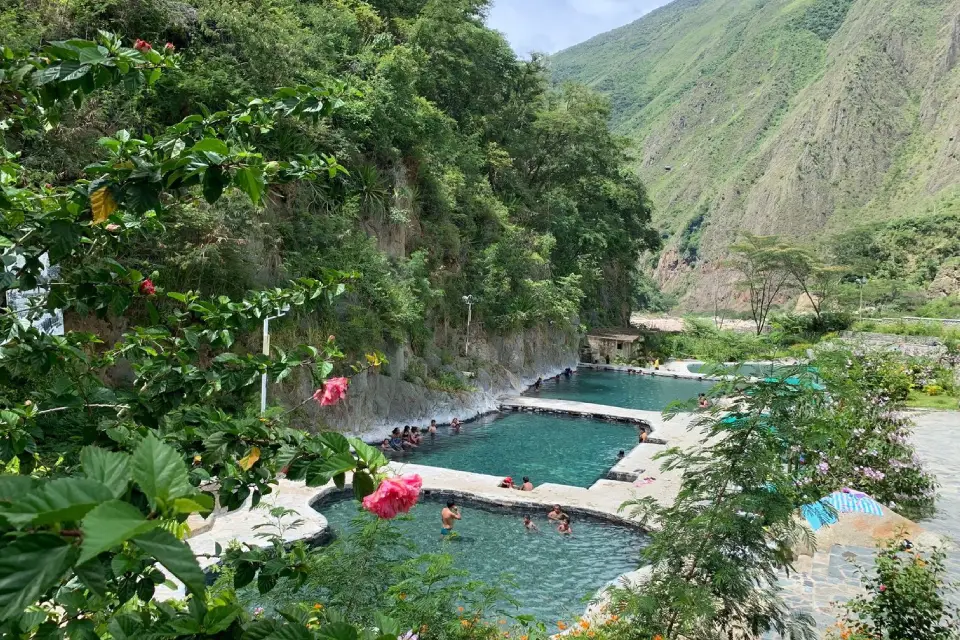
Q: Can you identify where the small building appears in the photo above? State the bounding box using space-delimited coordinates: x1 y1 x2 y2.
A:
582 330 645 365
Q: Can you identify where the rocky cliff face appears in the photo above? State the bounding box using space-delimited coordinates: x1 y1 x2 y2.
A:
303 324 580 440
552 0 960 308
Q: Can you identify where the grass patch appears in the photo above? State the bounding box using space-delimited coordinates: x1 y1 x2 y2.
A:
906 390 959 410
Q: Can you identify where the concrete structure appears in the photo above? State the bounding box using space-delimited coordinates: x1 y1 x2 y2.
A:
582 330 644 364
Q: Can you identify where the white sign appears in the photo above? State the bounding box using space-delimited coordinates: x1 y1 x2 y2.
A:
4 253 64 335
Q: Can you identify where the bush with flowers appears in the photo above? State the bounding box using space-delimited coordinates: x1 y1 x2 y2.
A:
795 350 938 519
830 532 960 640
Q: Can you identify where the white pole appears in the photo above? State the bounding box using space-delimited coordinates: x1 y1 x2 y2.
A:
260 316 270 413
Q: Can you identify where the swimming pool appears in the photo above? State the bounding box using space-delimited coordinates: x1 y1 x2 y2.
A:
390 413 638 488
528 369 713 410
316 495 648 622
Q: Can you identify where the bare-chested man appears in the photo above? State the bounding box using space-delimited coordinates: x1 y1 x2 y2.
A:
441 500 461 537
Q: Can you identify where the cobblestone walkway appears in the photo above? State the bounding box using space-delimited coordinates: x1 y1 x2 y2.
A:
766 410 960 638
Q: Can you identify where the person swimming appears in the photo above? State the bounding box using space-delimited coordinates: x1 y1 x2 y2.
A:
410 426 423 444
380 438 393 452
533 377 543 390
389 428 404 450
523 515 539 532
557 515 572 535
547 505 564 521
441 500 461 537
428 420 438 435
451 417 462 432
617 450 625 460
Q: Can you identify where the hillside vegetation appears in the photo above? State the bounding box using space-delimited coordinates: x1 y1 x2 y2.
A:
551 0 960 310
2 0 656 370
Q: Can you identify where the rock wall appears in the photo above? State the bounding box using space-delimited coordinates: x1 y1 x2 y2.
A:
838 331 949 359
303 324 581 441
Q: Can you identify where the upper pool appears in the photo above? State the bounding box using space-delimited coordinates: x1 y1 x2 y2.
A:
316 495 648 623
527 369 713 410
391 412 636 488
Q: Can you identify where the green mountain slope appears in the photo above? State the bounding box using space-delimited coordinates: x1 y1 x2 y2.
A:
552 0 960 308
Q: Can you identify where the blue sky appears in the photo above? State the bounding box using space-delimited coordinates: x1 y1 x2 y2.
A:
487 0 670 56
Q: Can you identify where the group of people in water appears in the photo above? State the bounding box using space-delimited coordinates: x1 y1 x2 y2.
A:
379 418 463 452
439 499 575 538
531 367 575 390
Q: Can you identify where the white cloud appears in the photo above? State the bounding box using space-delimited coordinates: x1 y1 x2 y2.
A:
487 0 669 55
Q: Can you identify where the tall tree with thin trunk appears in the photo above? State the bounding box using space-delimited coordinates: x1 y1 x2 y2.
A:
729 234 794 335
780 246 847 324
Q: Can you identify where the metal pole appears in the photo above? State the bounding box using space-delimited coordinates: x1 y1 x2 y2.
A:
260 316 270 413
466 300 472 355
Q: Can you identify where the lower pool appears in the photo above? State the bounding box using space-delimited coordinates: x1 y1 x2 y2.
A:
390 413 637 488
317 495 648 623
528 369 712 410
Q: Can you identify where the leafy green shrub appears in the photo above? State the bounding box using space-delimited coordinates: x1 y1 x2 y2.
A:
834 534 959 640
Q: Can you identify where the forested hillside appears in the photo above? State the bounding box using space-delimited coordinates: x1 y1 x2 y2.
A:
552 0 960 309
2 0 656 361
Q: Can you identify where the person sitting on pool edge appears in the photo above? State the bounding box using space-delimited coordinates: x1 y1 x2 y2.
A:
547 505 564 521
617 450 625 461
519 476 534 491
441 500 461 537
698 393 711 409
523 515 539 532
499 476 514 489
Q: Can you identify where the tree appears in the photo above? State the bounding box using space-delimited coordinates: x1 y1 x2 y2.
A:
780 245 848 324
729 234 795 335
0 33 401 639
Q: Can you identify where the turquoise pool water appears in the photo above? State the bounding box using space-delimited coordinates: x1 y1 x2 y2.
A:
392 413 637 488
529 369 713 410
317 495 648 622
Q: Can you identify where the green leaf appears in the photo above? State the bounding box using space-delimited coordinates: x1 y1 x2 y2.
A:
233 561 256 589
317 622 359 640
318 432 350 454
348 438 388 470
3 477 115 527
234 166 265 204
173 494 215 516
0 534 78 619
132 434 192 509
65 618 98 640
202 165 227 204
352 470 375 500
305 452 357 487
132 528 205 596
0 475 39 504
80 446 131 498
79 500 158 564
190 138 230 155
73 557 110 597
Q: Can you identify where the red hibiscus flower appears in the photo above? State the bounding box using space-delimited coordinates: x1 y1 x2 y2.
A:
362 474 422 519
312 377 349 406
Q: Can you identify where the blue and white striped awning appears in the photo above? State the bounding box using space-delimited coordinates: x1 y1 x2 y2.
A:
800 490 884 531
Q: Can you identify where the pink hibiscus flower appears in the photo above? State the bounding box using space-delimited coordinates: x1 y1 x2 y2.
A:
362 474 422 519
312 377 349 406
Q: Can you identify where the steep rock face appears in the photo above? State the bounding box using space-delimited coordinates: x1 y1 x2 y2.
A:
298 324 580 439
552 0 960 308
